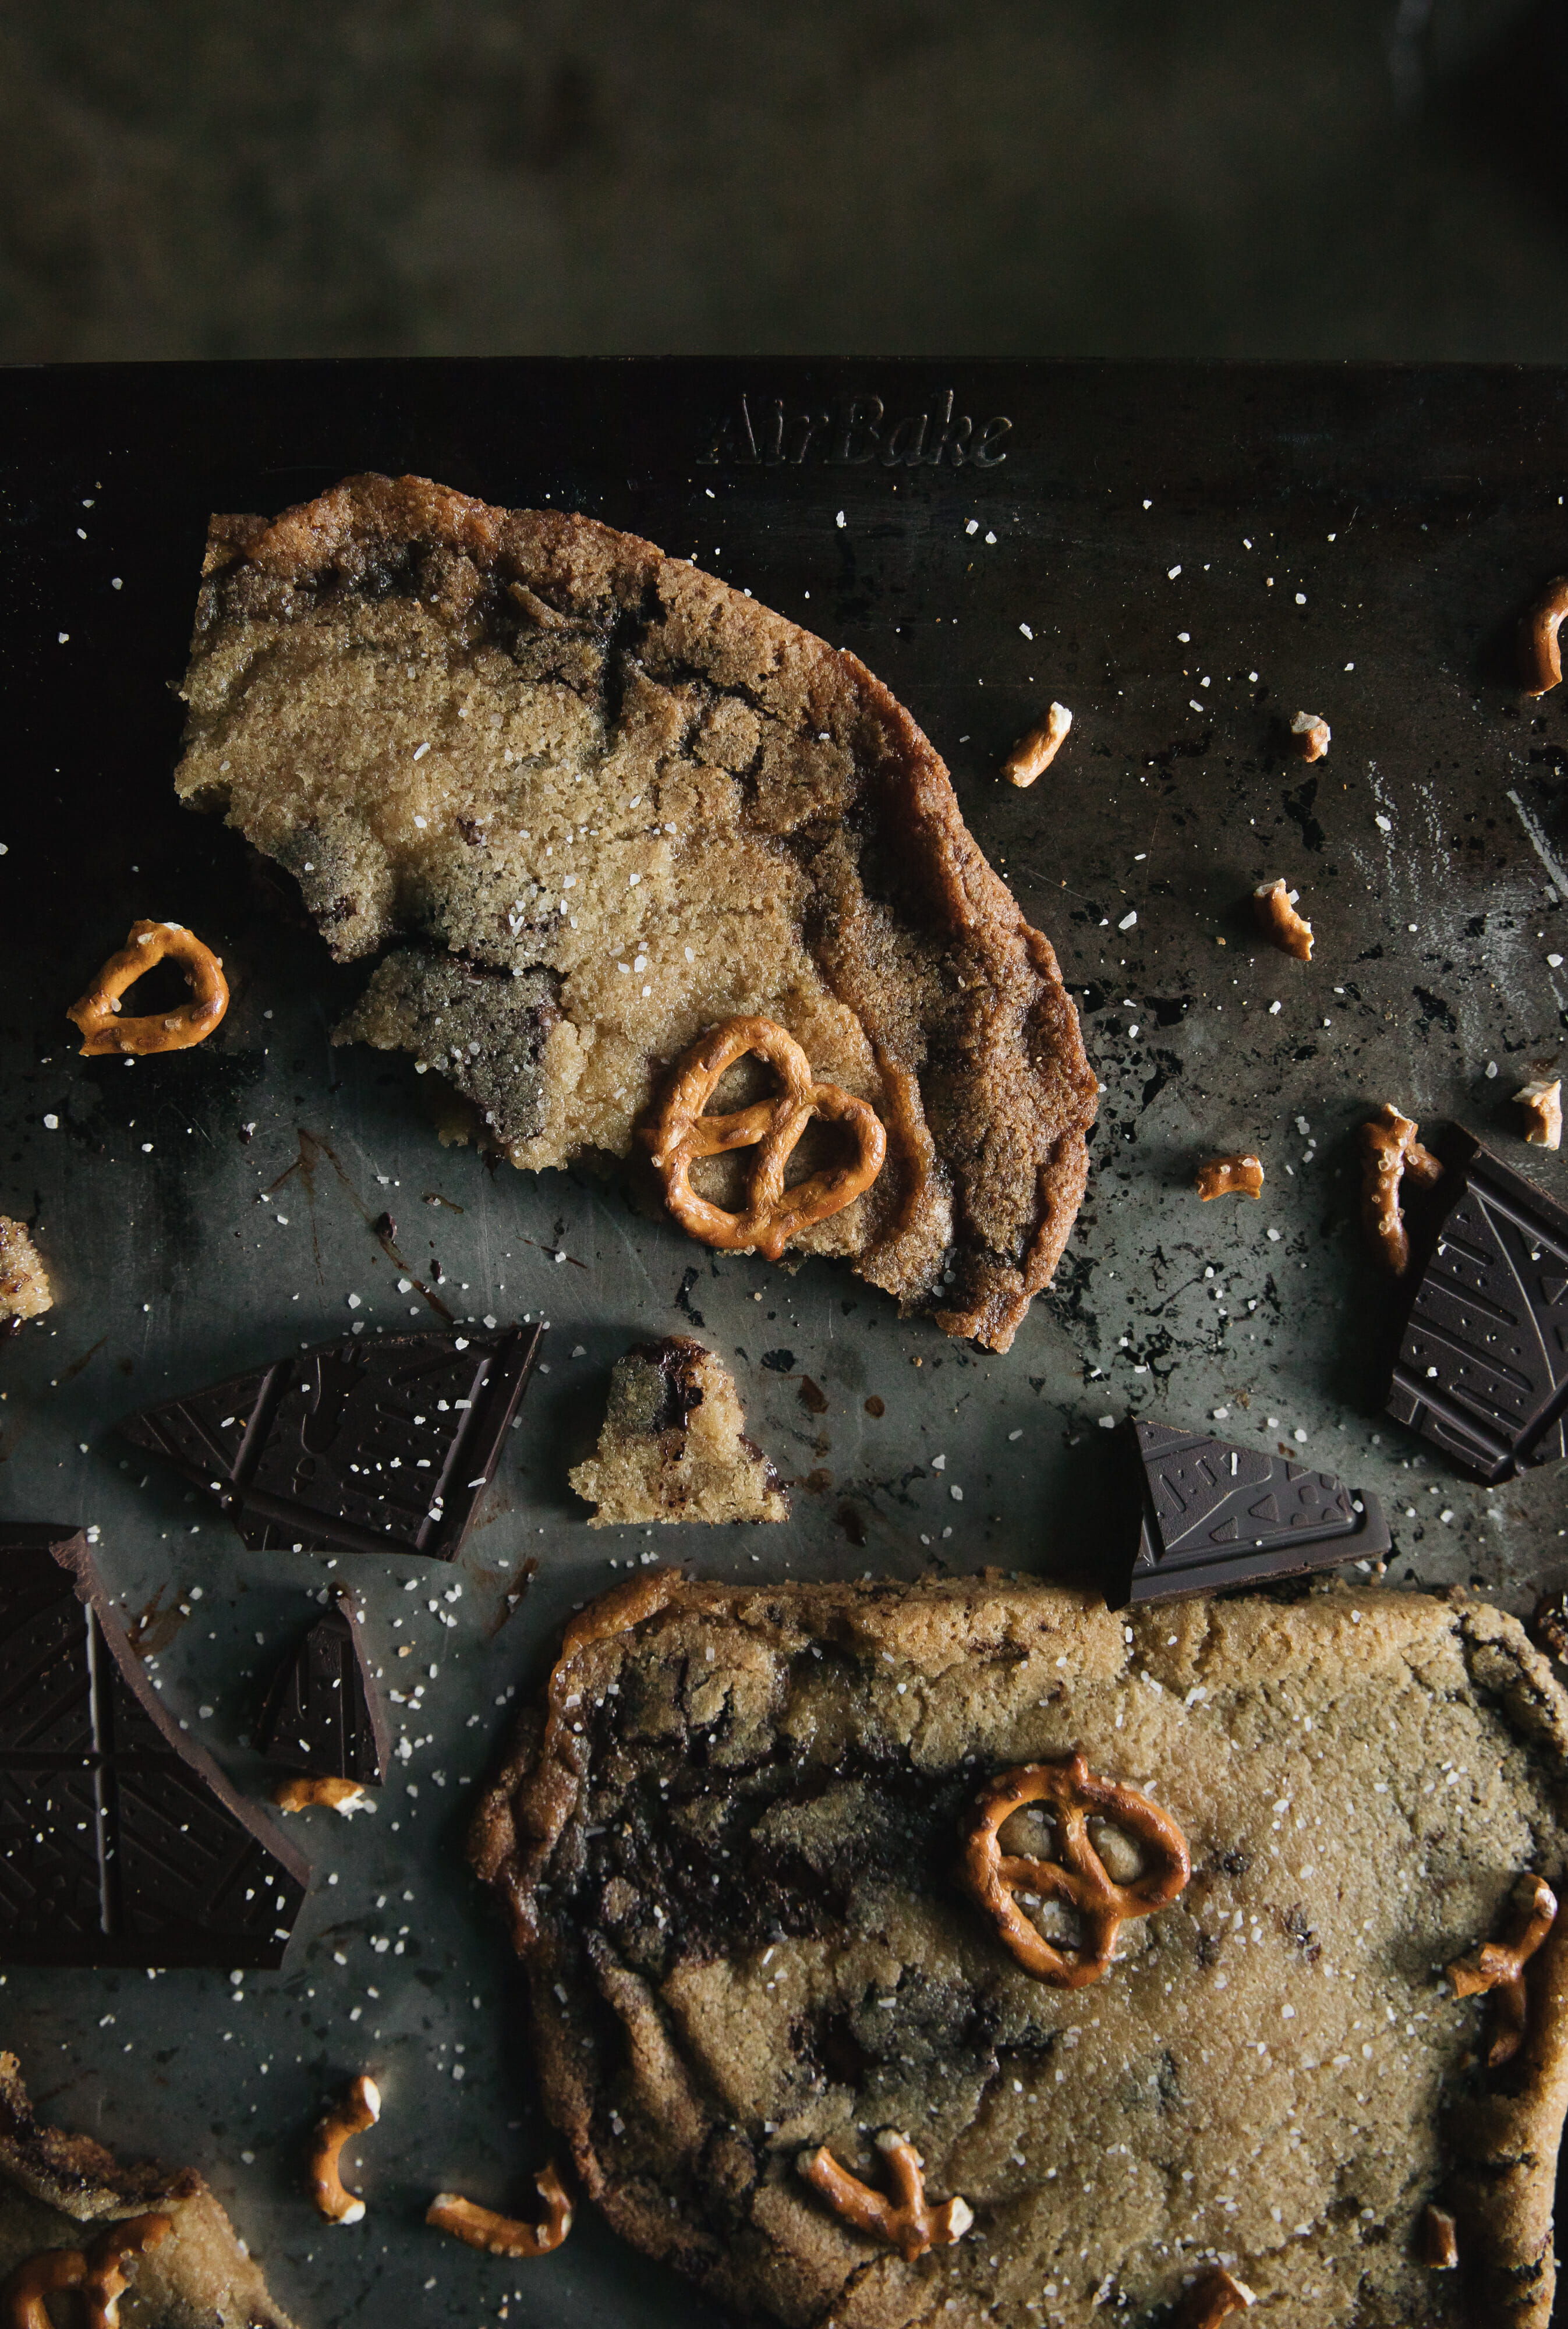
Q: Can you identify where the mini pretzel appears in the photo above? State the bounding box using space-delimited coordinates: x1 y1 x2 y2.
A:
960 1751 1190 1987
797 2130 973 2262
1419 2203 1459 2268
1447 1873 1558 2067
1253 878 1313 961
1195 1153 1263 1201
645 1016 886 1261
2 2213 172 2329
1290 710 1330 762
311 2073 381 2224
1003 702 1073 786
68 921 229 1056
1516 1077 1563 1151
274 1775 374 1817
1521 575 1568 695
426 2163 573 2256
1360 1101 1443 1276
1176 2267 1255 2326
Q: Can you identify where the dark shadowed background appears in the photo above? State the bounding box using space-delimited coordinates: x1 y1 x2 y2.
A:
3 0 1568 362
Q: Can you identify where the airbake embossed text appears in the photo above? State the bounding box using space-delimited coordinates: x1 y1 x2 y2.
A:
698 390 1011 469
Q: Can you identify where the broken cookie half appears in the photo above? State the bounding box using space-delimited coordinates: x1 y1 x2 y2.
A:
0 2051 298 2327
174 475 1098 1353
569 1337 787 1526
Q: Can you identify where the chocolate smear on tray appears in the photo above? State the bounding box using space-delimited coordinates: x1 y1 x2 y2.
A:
1383 1128 1568 1482
0 1524 308 1967
257 1589 388 1786
118 1326 542 1562
1121 1418 1390 1603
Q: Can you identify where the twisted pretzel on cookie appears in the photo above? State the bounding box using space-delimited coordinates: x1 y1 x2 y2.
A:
960 1751 1191 1988
645 1016 886 1261
1446 1872 1558 2067
68 921 229 1056
798 2130 972 2262
1 2211 172 2329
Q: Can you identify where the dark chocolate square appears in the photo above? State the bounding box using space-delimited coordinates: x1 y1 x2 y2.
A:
1123 1418 1391 1603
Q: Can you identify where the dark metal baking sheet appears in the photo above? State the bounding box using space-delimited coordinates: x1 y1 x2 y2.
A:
1 358 1565 2327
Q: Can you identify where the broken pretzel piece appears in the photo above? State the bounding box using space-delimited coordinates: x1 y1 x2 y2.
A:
2 2211 172 2329
1003 703 1073 787
1194 1153 1263 1201
1175 2266 1255 2326
311 2073 381 2224
1252 878 1313 961
1521 575 1568 695
960 1751 1190 1988
1418 2203 1459 2269
1515 1076 1563 1151
1446 1872 1558 2067
797 2130 972 2263
1360 1102 1443 1276
427 2163 573 2256
68 920 229 1057
1290 710 1330 762
274 1775 374 1817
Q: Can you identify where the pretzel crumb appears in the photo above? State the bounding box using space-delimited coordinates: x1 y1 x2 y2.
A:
798 2130 972 2261
1290 710 1330 761
1521 575 1568 695
1003 703 1073 786
1359 1102 1442 1276
426 2164 572 2257
1195 1153 1264 1201
1514 1076 1563 1149
1418 2203 1459 2269
310 2074 381 2224
1252 877 1313 960
274 1775 375 1817
1176 2267 1256 2325
1446 1872 1558 2066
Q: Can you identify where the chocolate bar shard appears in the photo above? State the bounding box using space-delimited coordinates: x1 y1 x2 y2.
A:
1123 1419 1391 1604
256 1590 388 1786
0 1525 309 1967
1384 1129 1568 1482
119 1325 542 1562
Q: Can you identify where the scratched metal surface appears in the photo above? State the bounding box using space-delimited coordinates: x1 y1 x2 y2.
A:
0 360 1566 2328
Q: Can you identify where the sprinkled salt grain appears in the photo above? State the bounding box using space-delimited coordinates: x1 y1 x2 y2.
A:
413 742 430 761
1375 815 1392 833
984 530 997 545
836 511 845 528
1167 565 1181 581
43 1114 57 1130
1098 1415 1116 1430
1486 1060 1499 1078
1293 1428 1308 1443
1294 592 1307 605
966 519 978 535
1118 910 1138 930
930 1453 947 1471
950 1485 964 1501
346 1293 361 1310
1549 953 1565 968
1018 622 1033 640
1008 1428 1023 1441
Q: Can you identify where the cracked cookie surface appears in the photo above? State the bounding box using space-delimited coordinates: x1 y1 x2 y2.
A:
175 474 1098 1351
472 1575 1568 2329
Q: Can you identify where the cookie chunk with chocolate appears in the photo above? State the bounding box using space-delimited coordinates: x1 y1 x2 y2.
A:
569 1337 786 1525
174 475 1098 1352
0 2051 296 2327
472 1574 1568 2329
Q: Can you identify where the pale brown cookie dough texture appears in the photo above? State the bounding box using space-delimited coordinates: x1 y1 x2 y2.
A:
0 2051 296 2327
173 475 1098 1353
471 1575 1568 2329
570 1335 787 1525
0 1217 51 1322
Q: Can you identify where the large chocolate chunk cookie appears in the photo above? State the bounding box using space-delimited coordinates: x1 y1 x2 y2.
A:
472 1574 1568 2328
174 476 1098 1351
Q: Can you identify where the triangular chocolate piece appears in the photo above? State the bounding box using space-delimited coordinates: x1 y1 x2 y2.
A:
1122 1420 1390 1604
257 1591 388 1785
1385 1130 1568 1482
0 1525 309 1967
119 1325 542 1561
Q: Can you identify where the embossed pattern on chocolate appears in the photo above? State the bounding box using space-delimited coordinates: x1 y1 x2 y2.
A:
1124 1418 1390 1601
1385 1130 1568 1481
256 1591 388 1786
0 1527 308 1968
118 1326 541 1561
